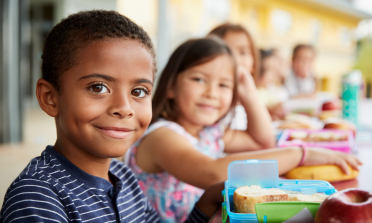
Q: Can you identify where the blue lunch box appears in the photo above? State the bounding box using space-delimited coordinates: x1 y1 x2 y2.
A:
222 160 337 223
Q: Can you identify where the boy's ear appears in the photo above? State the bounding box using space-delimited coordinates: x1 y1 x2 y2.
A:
36 79 59 117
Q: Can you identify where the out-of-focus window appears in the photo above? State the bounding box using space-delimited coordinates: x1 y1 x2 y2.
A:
270 8 292 34
310 19 322 45
339 26 352 47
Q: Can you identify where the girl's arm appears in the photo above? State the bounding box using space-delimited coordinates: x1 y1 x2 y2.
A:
223 67 275 153
137 127 361 190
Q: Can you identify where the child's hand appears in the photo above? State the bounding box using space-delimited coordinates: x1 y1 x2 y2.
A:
268 103 285 120
303 147 362 174
195 182 224 218
237 65 258 100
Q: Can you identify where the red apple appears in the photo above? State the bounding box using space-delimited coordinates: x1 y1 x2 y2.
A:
322 100 341 111
323 120 357 136
315 188 372 223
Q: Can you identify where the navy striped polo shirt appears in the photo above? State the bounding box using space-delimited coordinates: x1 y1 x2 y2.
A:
0 146 209 223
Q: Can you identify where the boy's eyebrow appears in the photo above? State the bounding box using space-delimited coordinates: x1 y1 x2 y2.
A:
79 73 116 82
78 74 153 86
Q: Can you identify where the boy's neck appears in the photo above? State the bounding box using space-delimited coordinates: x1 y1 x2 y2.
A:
54 139 113 184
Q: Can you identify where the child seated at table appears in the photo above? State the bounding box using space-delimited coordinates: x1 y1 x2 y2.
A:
208 23 273 134
257 49 288 120
285 44 317 98
0 10 224 223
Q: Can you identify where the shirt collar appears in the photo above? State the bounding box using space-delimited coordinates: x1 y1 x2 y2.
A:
45 145 116 192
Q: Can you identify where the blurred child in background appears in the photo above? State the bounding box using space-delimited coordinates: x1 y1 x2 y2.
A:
127 37 361 223
285 44 317 98
256 49 286 120
272 48 291 100
208 23 260 81
208 23 272 132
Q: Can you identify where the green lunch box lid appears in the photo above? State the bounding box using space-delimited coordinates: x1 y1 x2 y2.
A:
255 201 320 223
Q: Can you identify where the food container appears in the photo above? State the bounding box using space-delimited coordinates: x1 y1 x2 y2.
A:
277 129 354 153
222 160 337 223
283 99 321 117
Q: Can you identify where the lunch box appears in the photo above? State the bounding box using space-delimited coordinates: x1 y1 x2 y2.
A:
277 129 354 153
222 160 337 223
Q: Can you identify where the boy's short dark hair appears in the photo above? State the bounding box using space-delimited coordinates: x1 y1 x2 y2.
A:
292 44 315 60
42 10 156 91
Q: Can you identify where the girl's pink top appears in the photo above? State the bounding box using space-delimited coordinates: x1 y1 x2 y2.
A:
127 119 225 223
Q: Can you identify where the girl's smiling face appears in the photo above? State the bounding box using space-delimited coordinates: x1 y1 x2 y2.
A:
168 54 234 129
53 39 154 158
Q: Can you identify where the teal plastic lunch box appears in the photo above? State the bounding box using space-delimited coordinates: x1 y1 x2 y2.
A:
222 160 337 223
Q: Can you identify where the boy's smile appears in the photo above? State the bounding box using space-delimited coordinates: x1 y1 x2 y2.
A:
94 126 135 139
38 39 154 178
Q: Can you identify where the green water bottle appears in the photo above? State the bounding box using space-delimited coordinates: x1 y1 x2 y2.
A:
342 70 362 126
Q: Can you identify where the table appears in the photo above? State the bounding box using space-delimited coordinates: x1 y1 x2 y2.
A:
210 141 372 223
210 100 372 222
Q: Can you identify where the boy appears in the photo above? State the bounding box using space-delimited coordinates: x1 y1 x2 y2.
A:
0 10 222 223
284 44 316 98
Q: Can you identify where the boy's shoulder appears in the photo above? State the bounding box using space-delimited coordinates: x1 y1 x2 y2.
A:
2 147 71 201
5 147 135 194
1 147 159 223
15 147 65 185
0 148 70 223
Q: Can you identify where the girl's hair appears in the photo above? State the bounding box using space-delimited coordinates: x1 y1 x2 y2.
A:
208 23 260 82
259 49 274 78
151 37 238 124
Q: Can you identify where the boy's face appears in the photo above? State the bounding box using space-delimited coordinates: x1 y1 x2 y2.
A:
54 39 153 158
292 48 315 78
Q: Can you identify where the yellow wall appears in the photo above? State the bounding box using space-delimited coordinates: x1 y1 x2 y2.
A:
116 0 158 46
117 0 364 94
230 0 362 94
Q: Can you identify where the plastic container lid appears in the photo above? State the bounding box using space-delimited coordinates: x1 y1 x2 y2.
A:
227 160 279 189
342 69 362 85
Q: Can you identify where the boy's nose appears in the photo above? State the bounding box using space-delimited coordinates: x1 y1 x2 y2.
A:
109 93 134 118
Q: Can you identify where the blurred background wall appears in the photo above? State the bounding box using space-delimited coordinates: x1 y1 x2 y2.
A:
1 0 372 144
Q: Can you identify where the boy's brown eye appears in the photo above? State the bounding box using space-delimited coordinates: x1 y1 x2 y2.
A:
92 85 103 92
89 84 108 94
131 88 147 98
